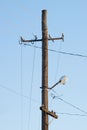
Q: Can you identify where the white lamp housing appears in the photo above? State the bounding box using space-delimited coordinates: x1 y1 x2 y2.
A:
59 75 68 85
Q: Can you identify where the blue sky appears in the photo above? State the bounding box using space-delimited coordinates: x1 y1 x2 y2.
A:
0 0 87 130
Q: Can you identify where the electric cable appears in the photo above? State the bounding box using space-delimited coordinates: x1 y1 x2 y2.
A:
27 46 36 130
54 42 62 82
50 90 87 115
20 44 23 130
0 83 39 103
37 111 41 130
0 83 20 96
57 112 87 117
23 43 87 58
56 97 87 115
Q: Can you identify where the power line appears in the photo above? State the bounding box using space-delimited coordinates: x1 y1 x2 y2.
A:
57 112 87 117
57 97 87 115
54 42 62 82
23 43 87 58
50 90 87 115
0 83 39 103
28 46 36 130
20 44 23 130
0 83 21 96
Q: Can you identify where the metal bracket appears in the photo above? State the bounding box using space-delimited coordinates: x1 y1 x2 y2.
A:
40 105 58 119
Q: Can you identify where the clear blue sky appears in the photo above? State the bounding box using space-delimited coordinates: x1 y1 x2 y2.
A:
0 0 87 130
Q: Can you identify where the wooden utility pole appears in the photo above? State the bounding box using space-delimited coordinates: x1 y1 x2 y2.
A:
41 10 48 130
20 9 64 130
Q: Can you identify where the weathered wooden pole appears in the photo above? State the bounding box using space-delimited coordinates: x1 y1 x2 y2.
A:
42 9 48 130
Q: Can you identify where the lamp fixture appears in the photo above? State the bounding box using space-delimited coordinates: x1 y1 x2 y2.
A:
48 75 68 90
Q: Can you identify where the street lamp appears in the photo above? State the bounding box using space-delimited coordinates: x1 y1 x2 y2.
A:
48 75 68 90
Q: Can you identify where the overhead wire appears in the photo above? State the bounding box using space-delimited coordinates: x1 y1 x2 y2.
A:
20 44 23 130
37 109 41 130
27 46 36 130
50 89 87 115
54 41 62 82
0 83 20 96
56 97 87 115
23 43 87 58
0 83 39 103
0 83 29 101
57 112 87 117
49 49 63 110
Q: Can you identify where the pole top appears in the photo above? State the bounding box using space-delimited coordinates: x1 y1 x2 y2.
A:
42 9 47 13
